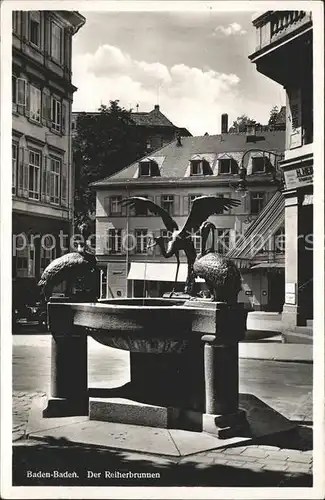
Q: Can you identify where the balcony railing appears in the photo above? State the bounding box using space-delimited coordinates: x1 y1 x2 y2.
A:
254 11 312 52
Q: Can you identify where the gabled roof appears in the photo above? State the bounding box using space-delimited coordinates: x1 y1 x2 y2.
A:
130 106 175 127
92 130 285 187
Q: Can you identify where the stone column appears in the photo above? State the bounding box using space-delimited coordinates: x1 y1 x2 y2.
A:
201 334 238 415
199 303 247 438
43 299 88 417
282 189 313 328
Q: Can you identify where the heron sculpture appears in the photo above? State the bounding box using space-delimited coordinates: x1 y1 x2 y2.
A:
193 221 242 304
120 196 240 296
38 222 98 301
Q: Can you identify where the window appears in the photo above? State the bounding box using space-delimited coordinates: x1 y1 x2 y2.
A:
139 160 159 177
28 150 41 200
12 143 18 194
29 12 40 47
190 159 211 176
51 21 62 63
13 77 27 111
160 229 172 242
219 158 238 175
215 229 231 255
49 157 61 204
12 11 20 34
40 236 56 274
161 195 174 215
252 157 269 174
51 97 61 132
190 160 203 176
250 192 265 214
16 237 35 278
110 196 122 215
29 84 41 123
135 229 148 254
107 229 122 254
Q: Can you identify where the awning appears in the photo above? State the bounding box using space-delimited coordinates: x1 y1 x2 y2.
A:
128 262 204 282
250 262 285 270
227 191 285 261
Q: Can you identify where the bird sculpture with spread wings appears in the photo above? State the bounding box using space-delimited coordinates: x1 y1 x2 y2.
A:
120 196 240 296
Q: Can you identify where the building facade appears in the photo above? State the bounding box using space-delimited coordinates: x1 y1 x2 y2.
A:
12 10 86 307
249 11 313 327
93 124 285 311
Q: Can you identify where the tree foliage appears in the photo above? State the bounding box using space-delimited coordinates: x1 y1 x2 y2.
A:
229 114 260 132
73 100 147 230
268 105 280 129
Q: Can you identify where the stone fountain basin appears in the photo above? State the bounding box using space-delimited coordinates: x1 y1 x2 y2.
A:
72 298 193 353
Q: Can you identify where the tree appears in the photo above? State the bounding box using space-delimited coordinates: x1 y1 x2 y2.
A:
268 105 279 129
73 100 147 231
228 114 259 133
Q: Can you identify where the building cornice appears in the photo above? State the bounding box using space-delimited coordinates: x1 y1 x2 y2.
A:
94 174 279 190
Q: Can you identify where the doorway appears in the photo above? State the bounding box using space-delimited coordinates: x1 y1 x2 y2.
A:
268 271 285 312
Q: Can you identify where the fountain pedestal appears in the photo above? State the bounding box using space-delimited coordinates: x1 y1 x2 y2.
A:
43 298 248 437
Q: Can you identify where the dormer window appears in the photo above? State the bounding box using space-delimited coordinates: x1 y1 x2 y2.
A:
219 158 238 175
139 159 160 177
190 159 212 176
252 157 272 174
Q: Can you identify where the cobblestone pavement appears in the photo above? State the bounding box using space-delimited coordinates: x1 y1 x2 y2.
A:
12 391 313 487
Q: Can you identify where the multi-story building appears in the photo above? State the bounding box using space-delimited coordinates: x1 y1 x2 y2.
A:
93 119 285 311
12 10 86 307
72 104 192 153
249 11 313 329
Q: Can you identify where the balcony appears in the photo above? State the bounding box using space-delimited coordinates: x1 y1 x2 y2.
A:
252 11 312 54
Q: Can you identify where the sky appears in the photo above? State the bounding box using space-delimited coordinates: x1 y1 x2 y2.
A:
72 9 286 136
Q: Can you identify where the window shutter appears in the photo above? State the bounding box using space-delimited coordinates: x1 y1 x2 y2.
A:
45 157 51 202
61 101 67 135
155 195 161 207
121 200 127 216
46 94 52 127
25 82 30 118
22 148 29 197
17 78 26 114
64 28 70 68
183 196 189 216
104 196 110 215
17 147 24 196
42 155 47 200
61 162 68 206
42 89 50 125
173 195 180 216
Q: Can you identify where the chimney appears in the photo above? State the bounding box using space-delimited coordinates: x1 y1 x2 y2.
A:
221 113 228 134
154 104 160 111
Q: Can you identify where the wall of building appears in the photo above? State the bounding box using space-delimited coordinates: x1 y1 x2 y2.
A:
11 10 85 306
